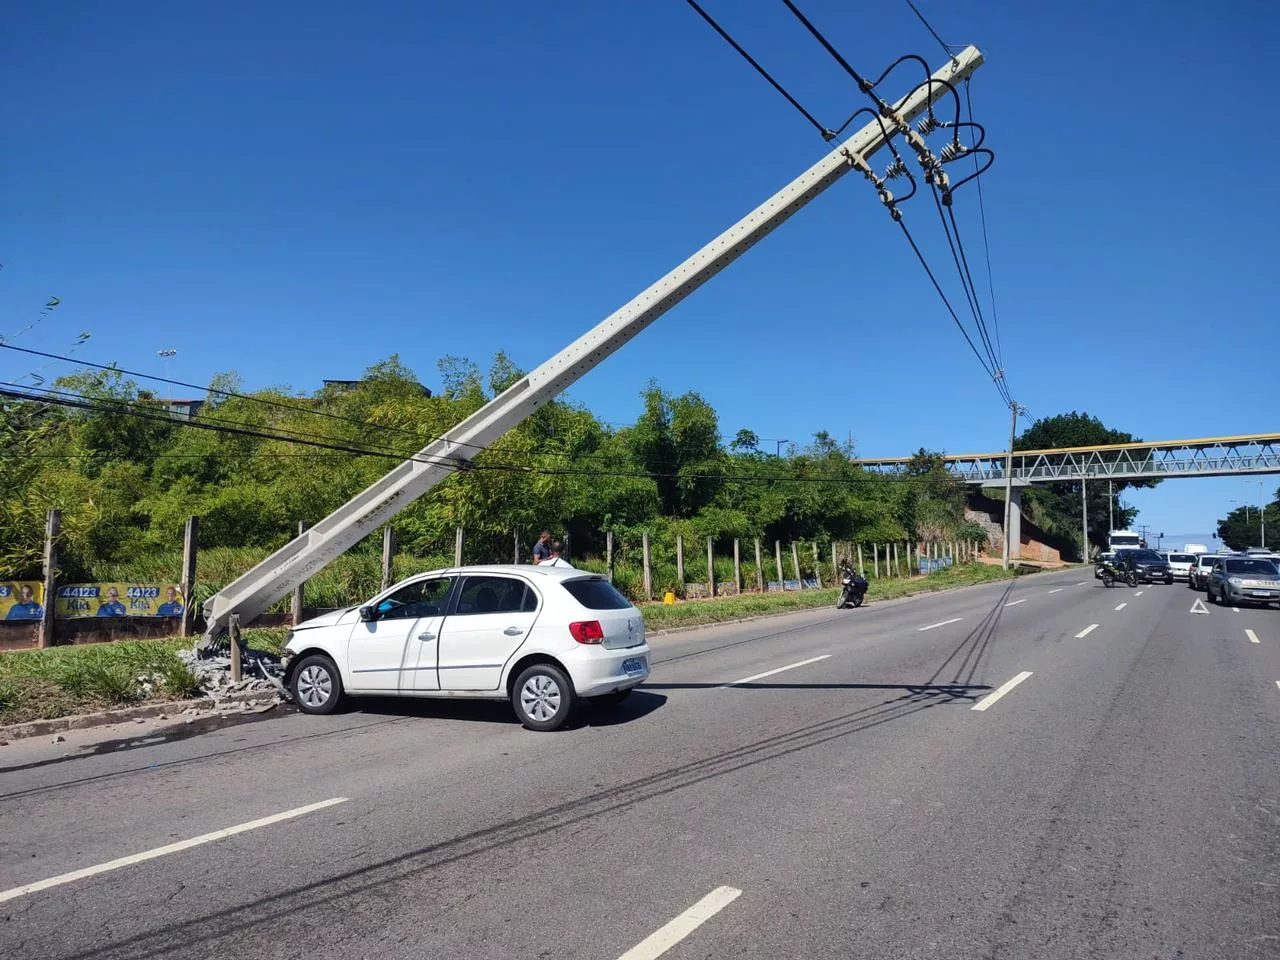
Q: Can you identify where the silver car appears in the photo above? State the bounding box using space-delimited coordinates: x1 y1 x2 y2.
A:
1205 556 1280 608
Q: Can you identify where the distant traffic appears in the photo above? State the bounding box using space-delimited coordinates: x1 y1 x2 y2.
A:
1093 529 1280 609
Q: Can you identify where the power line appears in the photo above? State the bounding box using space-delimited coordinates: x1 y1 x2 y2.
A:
685 0 833 138
965 80 1003 370
2 383 981 491
0 340 486 454
903 0 957 61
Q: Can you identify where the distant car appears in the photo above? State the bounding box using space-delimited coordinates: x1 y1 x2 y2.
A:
1189 553 1220 590
1163 552 1196 581
1115 549 1173 584
281 565 650 731
1205 556 1280 607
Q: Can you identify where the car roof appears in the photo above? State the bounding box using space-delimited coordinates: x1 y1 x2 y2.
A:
414 563 599 581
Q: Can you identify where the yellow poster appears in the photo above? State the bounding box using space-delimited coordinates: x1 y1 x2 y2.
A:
54 584 185 619
0 582 45 621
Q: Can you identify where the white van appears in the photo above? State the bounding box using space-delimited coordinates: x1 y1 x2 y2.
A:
1183 543 1208 556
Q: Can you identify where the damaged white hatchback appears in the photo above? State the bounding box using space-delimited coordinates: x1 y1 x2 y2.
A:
280 565 649 731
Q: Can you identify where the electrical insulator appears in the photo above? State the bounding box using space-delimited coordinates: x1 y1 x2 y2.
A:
916 115 942 136
883 158 909 181
940 141 966 162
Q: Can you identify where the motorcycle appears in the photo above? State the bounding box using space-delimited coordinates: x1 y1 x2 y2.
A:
836 564 869 609
1096 557 1137 588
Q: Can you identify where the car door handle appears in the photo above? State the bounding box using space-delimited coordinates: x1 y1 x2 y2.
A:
418 631 436 642
503 627 524 636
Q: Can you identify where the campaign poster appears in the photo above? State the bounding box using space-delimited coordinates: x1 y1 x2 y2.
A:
55 584 185 619
0 582 46 621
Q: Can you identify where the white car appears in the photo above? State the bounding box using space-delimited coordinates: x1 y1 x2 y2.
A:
281 565 650 731
1163 552 1196 581
1189 553 1223 590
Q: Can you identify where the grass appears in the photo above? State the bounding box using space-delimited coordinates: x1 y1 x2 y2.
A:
0 561 1029 728
639 560 1024 631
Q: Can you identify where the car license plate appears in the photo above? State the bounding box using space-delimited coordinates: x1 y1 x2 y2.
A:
622 657 645 675
1249 590 1275 597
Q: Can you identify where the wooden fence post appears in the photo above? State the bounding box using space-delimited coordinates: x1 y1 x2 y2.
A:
676 534 685 586
873 543 880 579
754 538 764 592
642 531 652 600
707 536 716 598
893 542 900 578
831 542 838 581
454 526 464 567
381 526 396 591
791 541 802 586
733 538 742 593
812 541 822 588
775 540 784 589
606 530 615 583
857 542 865 576
180 515 199 638
513 529 520 564
292 521 306 623
39 508 60 648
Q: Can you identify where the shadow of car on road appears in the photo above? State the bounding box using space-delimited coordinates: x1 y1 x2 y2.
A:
345 689 667 730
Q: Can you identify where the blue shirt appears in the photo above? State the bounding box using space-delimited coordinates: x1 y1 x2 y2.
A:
5 601 43 621
97 601 128 617
532 542 550 563
157 601 184 616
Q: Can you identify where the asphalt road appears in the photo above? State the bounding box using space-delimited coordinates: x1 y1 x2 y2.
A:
3 569 1279 959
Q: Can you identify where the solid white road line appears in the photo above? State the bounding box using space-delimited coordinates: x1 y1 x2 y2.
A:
616 886 742 960
918 617 963 632
1075 624 1099 638
1114 603 1127 611
722 655 831 688
0 798 349 904
1048 588 1064 594
1134 591 1144 597
1004 599 1027 607
970 671 1034 712
1247 629 1261 645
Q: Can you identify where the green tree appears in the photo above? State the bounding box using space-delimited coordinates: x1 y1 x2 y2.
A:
1216 491 1279 550
1015 412 1153 558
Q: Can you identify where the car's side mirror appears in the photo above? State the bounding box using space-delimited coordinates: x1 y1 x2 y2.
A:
358 605 377 622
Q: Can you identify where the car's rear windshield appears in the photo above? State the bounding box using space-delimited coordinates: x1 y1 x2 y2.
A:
1225 559 1279 575
1128 550 1163 561
1110 536 1141 546
1168 554 1194 563
561 577 633 610
1198 555 1219 566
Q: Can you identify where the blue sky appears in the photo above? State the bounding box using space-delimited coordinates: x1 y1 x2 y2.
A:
3 0 1277 540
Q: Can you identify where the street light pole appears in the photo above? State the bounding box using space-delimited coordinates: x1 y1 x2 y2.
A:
157 348 177 410
1108 479 1114 533
775 439 791 458
1001 402 1021 570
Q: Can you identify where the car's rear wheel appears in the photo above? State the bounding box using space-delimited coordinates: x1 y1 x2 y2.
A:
512 663 576 732
290 654 343 715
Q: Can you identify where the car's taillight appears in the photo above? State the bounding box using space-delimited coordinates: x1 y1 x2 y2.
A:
569 620 604 644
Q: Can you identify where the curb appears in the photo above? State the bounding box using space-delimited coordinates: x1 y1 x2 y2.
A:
0 690 280 743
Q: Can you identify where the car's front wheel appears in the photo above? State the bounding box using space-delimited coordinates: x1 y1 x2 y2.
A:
512 663 576 732
290 654 343 715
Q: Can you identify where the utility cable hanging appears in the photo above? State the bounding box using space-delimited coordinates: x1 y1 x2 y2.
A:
685 0 836 139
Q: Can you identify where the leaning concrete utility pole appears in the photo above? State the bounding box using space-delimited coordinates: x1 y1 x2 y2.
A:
1081 476 1089 563
200 47 985 643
